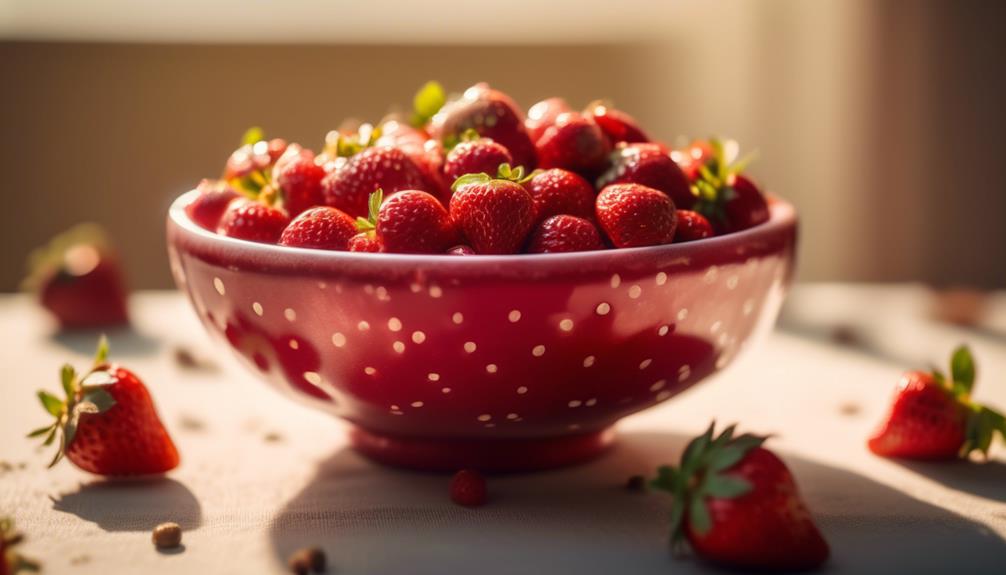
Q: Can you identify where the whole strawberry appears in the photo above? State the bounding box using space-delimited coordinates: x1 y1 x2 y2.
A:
377 118 452 202
674 210 714 243
348 233 382 252
535 112 611 176
525 97 571 143
28 338 180 476
224 127 287 194
273 148 325 217
597 142 693 209
449 166 536 254
321 146 430 217
524 168 596 224
651 423 829 571
429 83 537 170
218 198 290 244
450 469 488 507
24 224 129 329
186 179 240 231
595 184 677 248
584 101 650 144
279 206 357 251
355 189 458 254
526 215 604 253
443 134 513 186
868 346 1006 459
689 139 769 233
1 518 39 575
672 139 715 181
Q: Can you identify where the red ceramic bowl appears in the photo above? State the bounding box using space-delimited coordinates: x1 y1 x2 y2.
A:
167 190 797 471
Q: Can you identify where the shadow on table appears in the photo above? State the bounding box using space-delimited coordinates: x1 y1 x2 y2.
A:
267 431 1006 574
894 459 1006 504
49 325 161 358
52 477 202 531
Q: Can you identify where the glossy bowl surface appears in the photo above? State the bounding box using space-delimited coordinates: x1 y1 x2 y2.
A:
167 191 797 470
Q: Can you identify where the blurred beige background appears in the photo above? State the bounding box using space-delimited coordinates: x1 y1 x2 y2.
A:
1 0 1003 291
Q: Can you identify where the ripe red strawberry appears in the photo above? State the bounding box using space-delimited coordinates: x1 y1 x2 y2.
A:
279 206 357 251
218 198 290 244
24 224 129 329
450 469 487 507
29 338 180 476
595 183 677 248
651 423 829 571
868 346 1006 459
597 142 693 209
353 189 457 254
321 146 430 217
674 210 714 242
274 148 325 217
584 101 649 144
525 97 571 143
348 233 382 252
672 139 715 181
377 119 452 202
429 83 537 170
526 215 604 253
224 128 288 197
524 168 596 224
689 139 769 233
449 167 536 254
1 518 39 575
186 179 240 231
444 135 513 185
535 112 611 175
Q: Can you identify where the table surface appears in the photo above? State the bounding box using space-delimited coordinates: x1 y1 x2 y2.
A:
2 285 1005 575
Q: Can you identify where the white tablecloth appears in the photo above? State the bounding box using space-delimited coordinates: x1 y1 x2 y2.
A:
2 286 1004 574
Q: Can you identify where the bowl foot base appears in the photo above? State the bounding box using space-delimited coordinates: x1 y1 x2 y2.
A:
348 426 616 472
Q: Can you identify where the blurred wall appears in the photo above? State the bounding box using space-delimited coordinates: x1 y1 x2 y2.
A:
1 0 1003 292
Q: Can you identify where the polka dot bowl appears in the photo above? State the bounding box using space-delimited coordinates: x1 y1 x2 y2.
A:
167 190 797 472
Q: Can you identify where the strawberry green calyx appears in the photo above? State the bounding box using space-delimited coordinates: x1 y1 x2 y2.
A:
650 422 765 552
450 164 539 193
27 336 117 468
354 189 384 238
443 128 481 151
327 123 383 159
932 345 1006 459
1 517 40 573
690 138 757 224
411 80 446 128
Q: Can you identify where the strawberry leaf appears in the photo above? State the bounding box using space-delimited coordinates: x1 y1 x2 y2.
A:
451 172 491 192
37 391 63 417
60 364 76 398
94 334 109 367
411 81 446 128
702 474 752 498
241 126 264 146
48 434 65 468
26 424 55 438
42 426 58 447
950 345 975 396
688 494 712 535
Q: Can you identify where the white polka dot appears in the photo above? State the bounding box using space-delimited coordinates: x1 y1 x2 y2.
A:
484 423 496 428
317 281 327 289
610 274 621 288
677 308 689 321
517 386 528 395
429 285 443 298
464 341 477 353
710 321 722 334
410 401 424 408
427 372 440 381
656 272 668 286
284 308 296 322
628 285 642 299
477 414 492 422
656 390 672 401
331 332 347 347
393 341 406 353
559 319 574 332
411 331 426 344
583 355 596 367
288 339 299 350
716 354 730 369
532 345 546 357
585 398 597 406
678 365 691 382
485 364 498 373
410 282 422 293
639 358 652 370
252 302 264 316
363 284 374 294
704 266 719 284
303 372 322 385
568 400 582 408
650 379 667 392
508 309 522 322
213 277 226 295
452 312 464 324
388 317 402 332
596 302 611 315
376 286 390 300
441 387 452 394
743 299 755 316
718 332 728 346
658 325 670 336
364 366 377 375
358 321 370 331
506 413 519 420
726 276 739 290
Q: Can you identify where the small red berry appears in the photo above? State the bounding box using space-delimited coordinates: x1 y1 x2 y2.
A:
348 233 382 253
526 215 604 253
674 210 714 243
279 207 357 251
321 146 430 217
274 150 325 217
449 173 536 254
524 169 595 224
585 102 649 144
377 190 458 254
535 112 611 175
186 179 240 231
450 469 487 507
443 137 513 186
597 143 692 209
218 199 290 244
525 97 572 143
595 184 677 248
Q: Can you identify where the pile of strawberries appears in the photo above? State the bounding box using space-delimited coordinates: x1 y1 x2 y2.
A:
187 82 770 254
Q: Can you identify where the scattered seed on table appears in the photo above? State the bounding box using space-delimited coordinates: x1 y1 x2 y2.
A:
288 547 326 574
152 522 182 549
625 475 647 492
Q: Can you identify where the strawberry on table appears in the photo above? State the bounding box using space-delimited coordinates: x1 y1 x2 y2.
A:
689 138 770 233
534 112 611 176
28 337 180 476
597 142 693 209
24 224 130 329
525 97 572 143
217 198 290 244
356 189 458 254
279 206 358 251
595 183 677 248
186 179 240 231
868 346 1006 460
450 469 488 507
321 146 430 218
524 168 596 224
673 210 714 243
584 101 650 144
651 423 829 572
443 132 514 186
449 165 537 254
526 215 604 253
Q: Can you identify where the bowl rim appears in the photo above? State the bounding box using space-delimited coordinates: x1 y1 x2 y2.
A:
168 189 796 270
